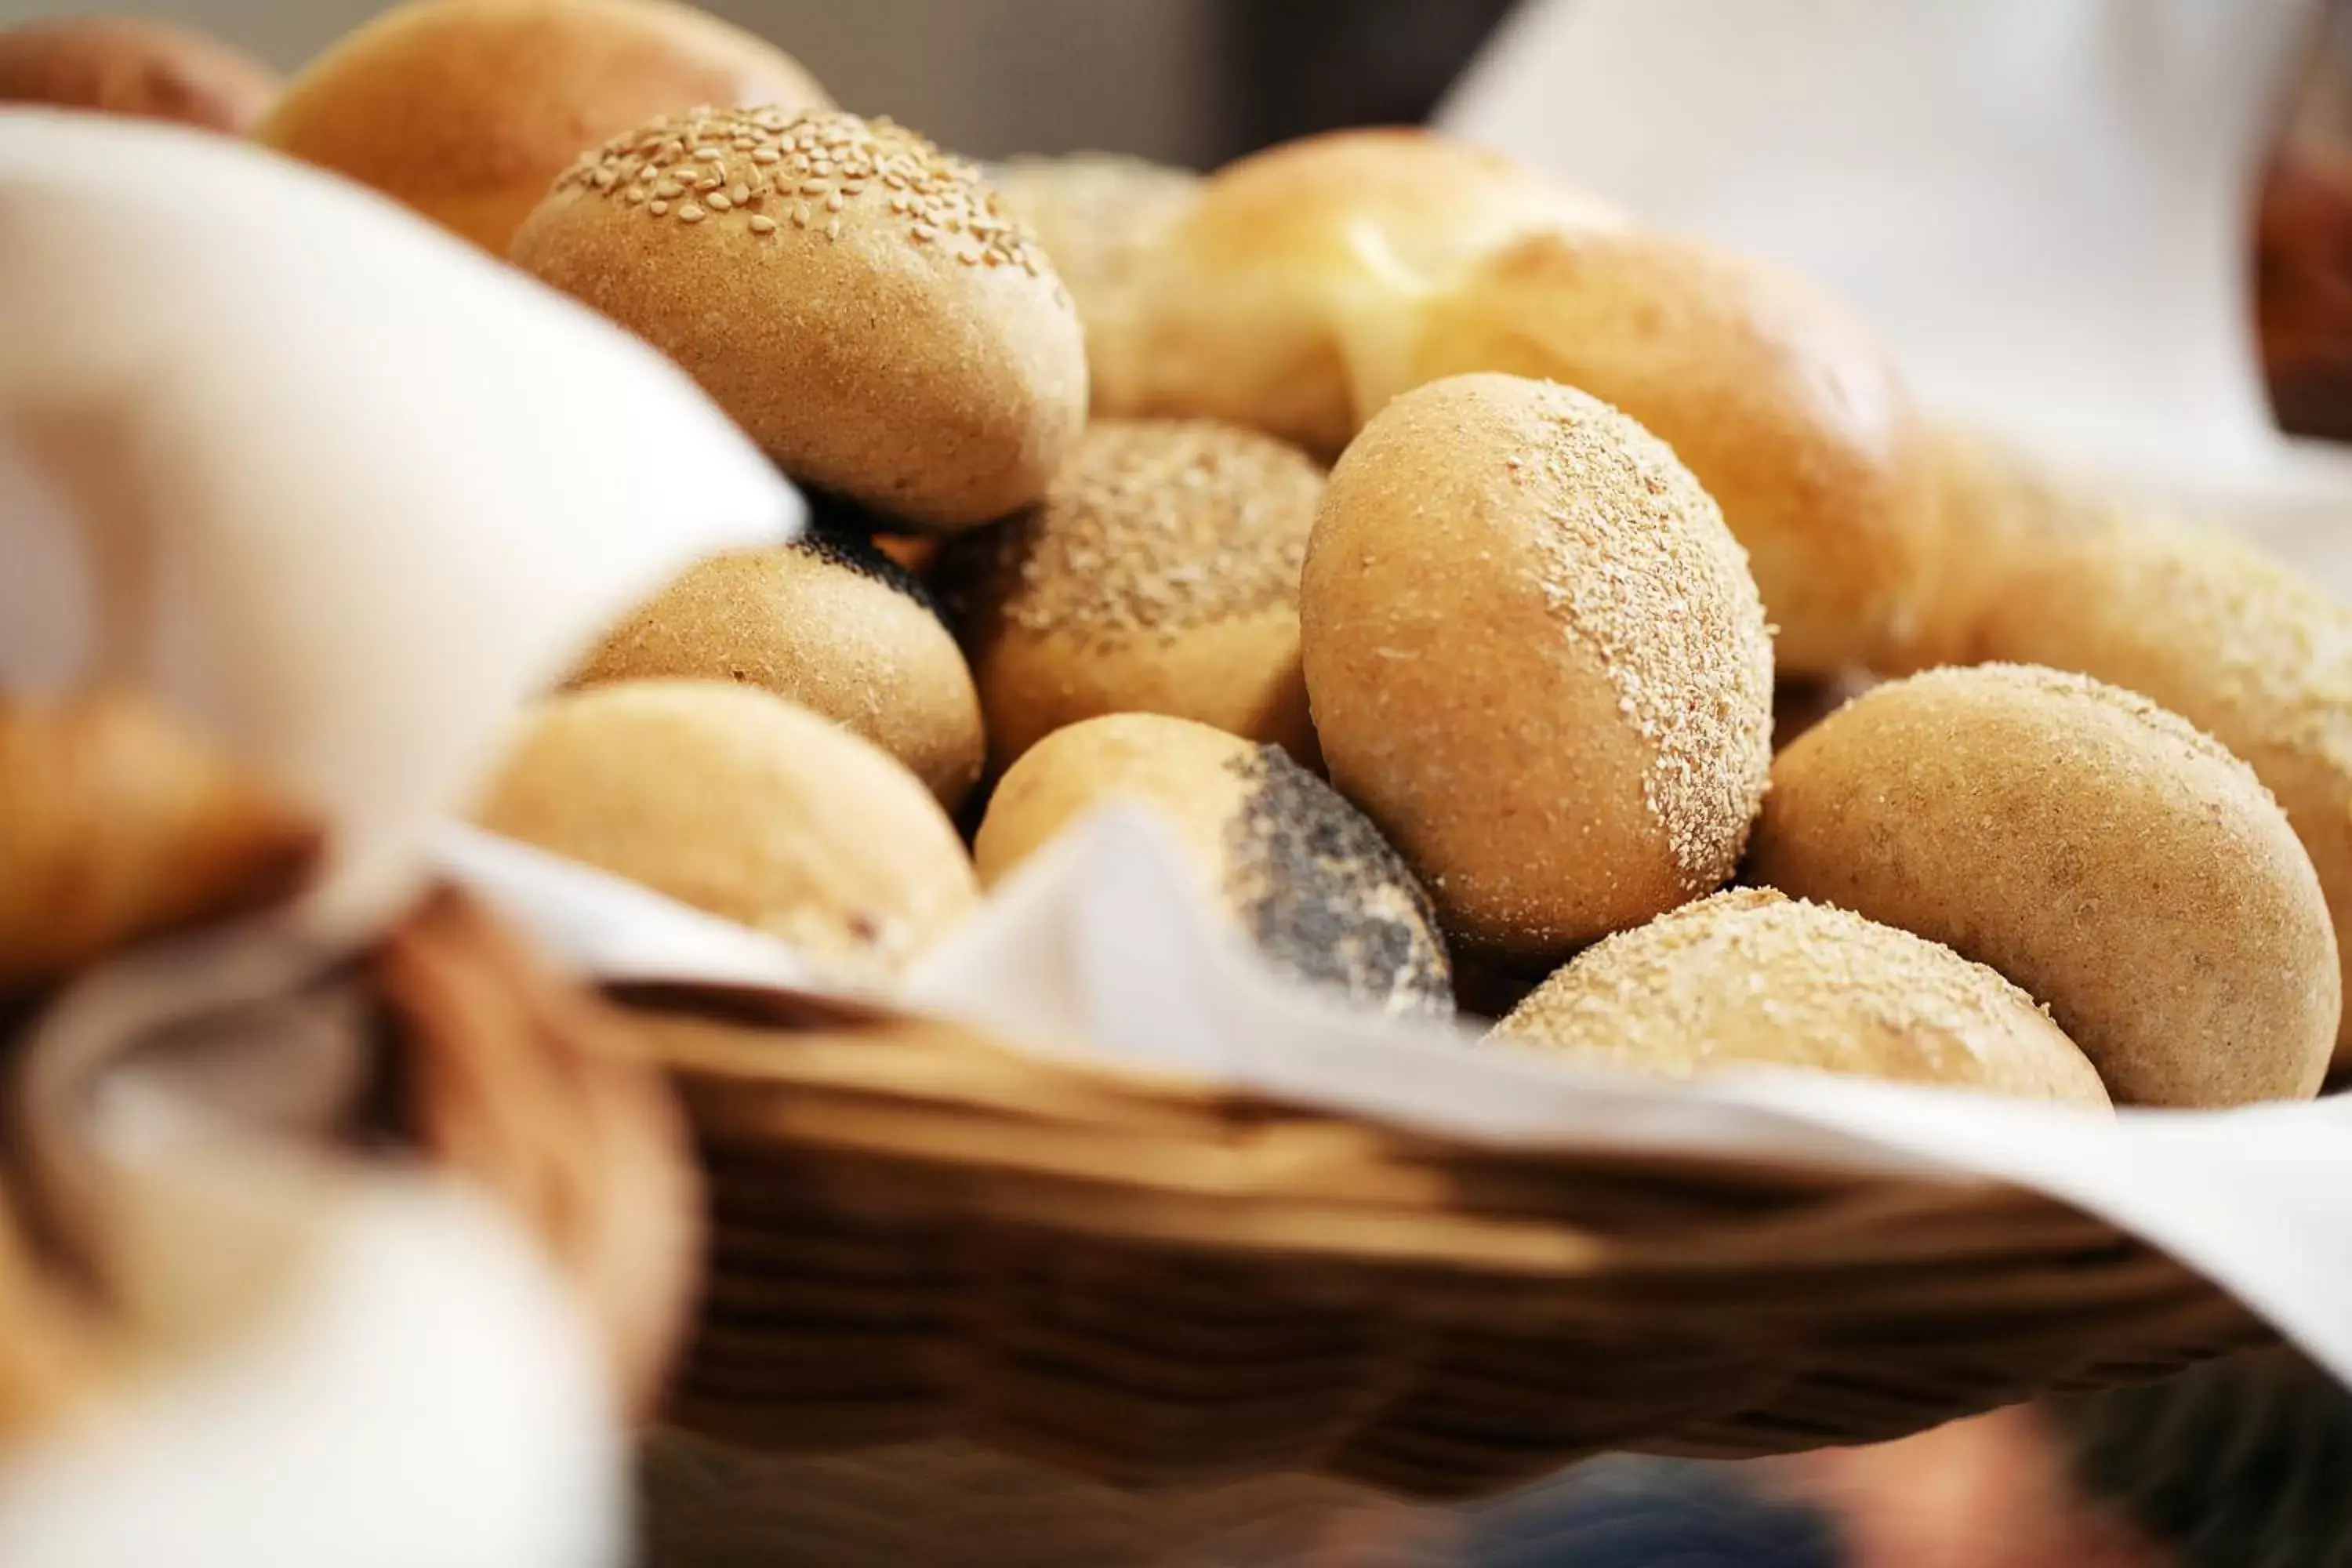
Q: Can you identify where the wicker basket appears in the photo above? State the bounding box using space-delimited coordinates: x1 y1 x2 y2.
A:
623 984 2273 1503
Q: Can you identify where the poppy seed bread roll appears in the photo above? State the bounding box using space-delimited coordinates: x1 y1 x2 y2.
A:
975 713 1451 1017
1490 888 2111 1109
938 419 1323 771
513 106 1087 531
571 529 985 810
1299 373 1773 965
475 681 977 983
1751 664 2339 1107
0 17 278 133
255 0 829 253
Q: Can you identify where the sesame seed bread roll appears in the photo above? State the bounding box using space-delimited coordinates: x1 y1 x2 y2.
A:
1300 374 1774 964
1490 889 2111 1109
256 0 829 253
1123 128 1625 458
0 17 278 134
568 529 985 810
975 713 1451 1016
1751 665 2339 1107
475 681 977 984
938 419 1322 771
514 107 1087 532
991 153 1200 416
1974 517 2352 1070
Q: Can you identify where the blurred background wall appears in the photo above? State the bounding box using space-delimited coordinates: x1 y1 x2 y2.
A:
3 0 1518 164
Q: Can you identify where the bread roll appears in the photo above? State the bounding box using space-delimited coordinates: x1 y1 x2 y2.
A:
1123 127 1624 457
938 419 1322 771
1751 664 2339 1107
256 0 829 253
474 681 976 982
1974 515 2352 1070
1490 888 2110 1109
1 693 318 995
570 529 985 809
0 17 277 133
974 713 1451 1016
514 107 1087 532
991 153 1200 415
1300 374 1773 964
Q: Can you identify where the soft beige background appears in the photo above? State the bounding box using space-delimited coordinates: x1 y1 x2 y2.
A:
5 0 1226 161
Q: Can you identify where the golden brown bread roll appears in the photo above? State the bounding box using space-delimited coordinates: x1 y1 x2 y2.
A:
513 106 1087 532
938 418 1323 771
474 681 976 983
1490 888 2111 1109
0 692 318 995
0 16 278 133
256 0 829 255
570 529 985 811
1300 373 1773 965
1972 515 2352 1071
1751 664 2339 1107
974 713 1451 1016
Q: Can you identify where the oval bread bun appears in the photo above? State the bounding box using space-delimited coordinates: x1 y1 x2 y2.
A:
514 106 1087 532
1751 664 2339 1106
255 0 829 253
939 419 1323 771
1300 373 1773 964
474 681 977 982
1398 230 1937 675
991 153 1200 416
1974 516 2352 1071
975 713 1451 1016
0 16 278 133
1123 127 1624 457
570 531 985 810
1490 888 2111 1109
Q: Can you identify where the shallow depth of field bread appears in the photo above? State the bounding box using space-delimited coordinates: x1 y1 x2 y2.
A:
1490 888 2111 1109
512 106 1087 532
938 419 1324 771
973 713 1452 1017
0 16 278 132
1751 664 2339 1107
1298 372 1773 965
570 529 985 810
474 681 977 984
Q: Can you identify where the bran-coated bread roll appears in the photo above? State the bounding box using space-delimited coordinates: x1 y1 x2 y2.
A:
255 0 829 253
938 419 1323 771
1751 664 2339 1107
1973 516 2352 1070
514 106 1087 531
0 17 278 133
570 529 985 810
1300 373 1773 964
474 681 976 983
974 713 1450 1016
1490 888 2111 1109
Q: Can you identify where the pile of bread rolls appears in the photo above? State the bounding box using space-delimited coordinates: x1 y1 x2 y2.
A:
16 0 2350 1115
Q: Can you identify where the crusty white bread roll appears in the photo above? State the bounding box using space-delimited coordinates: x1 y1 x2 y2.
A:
256 0 830 254
0 16 278 134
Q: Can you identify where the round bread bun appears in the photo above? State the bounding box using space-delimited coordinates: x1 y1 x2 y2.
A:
974 713 1451 1016
1751 664 2339 1107
568 529 985 810
1973 515 2352 1072
1300 373 1773 964
1397 229 1936 675
255 0 829 254
474 681 977 983
513 106 1087 532
1122 127 1624 458
0 16 278 133
938 419 1323 772
992 153 1201 415
1489 888 2111 1109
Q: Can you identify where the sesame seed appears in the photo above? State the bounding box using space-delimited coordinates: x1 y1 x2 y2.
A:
648 200 669 216
748 214 778 234
707 193 732 211
826 219 842 241
729 182 750 205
